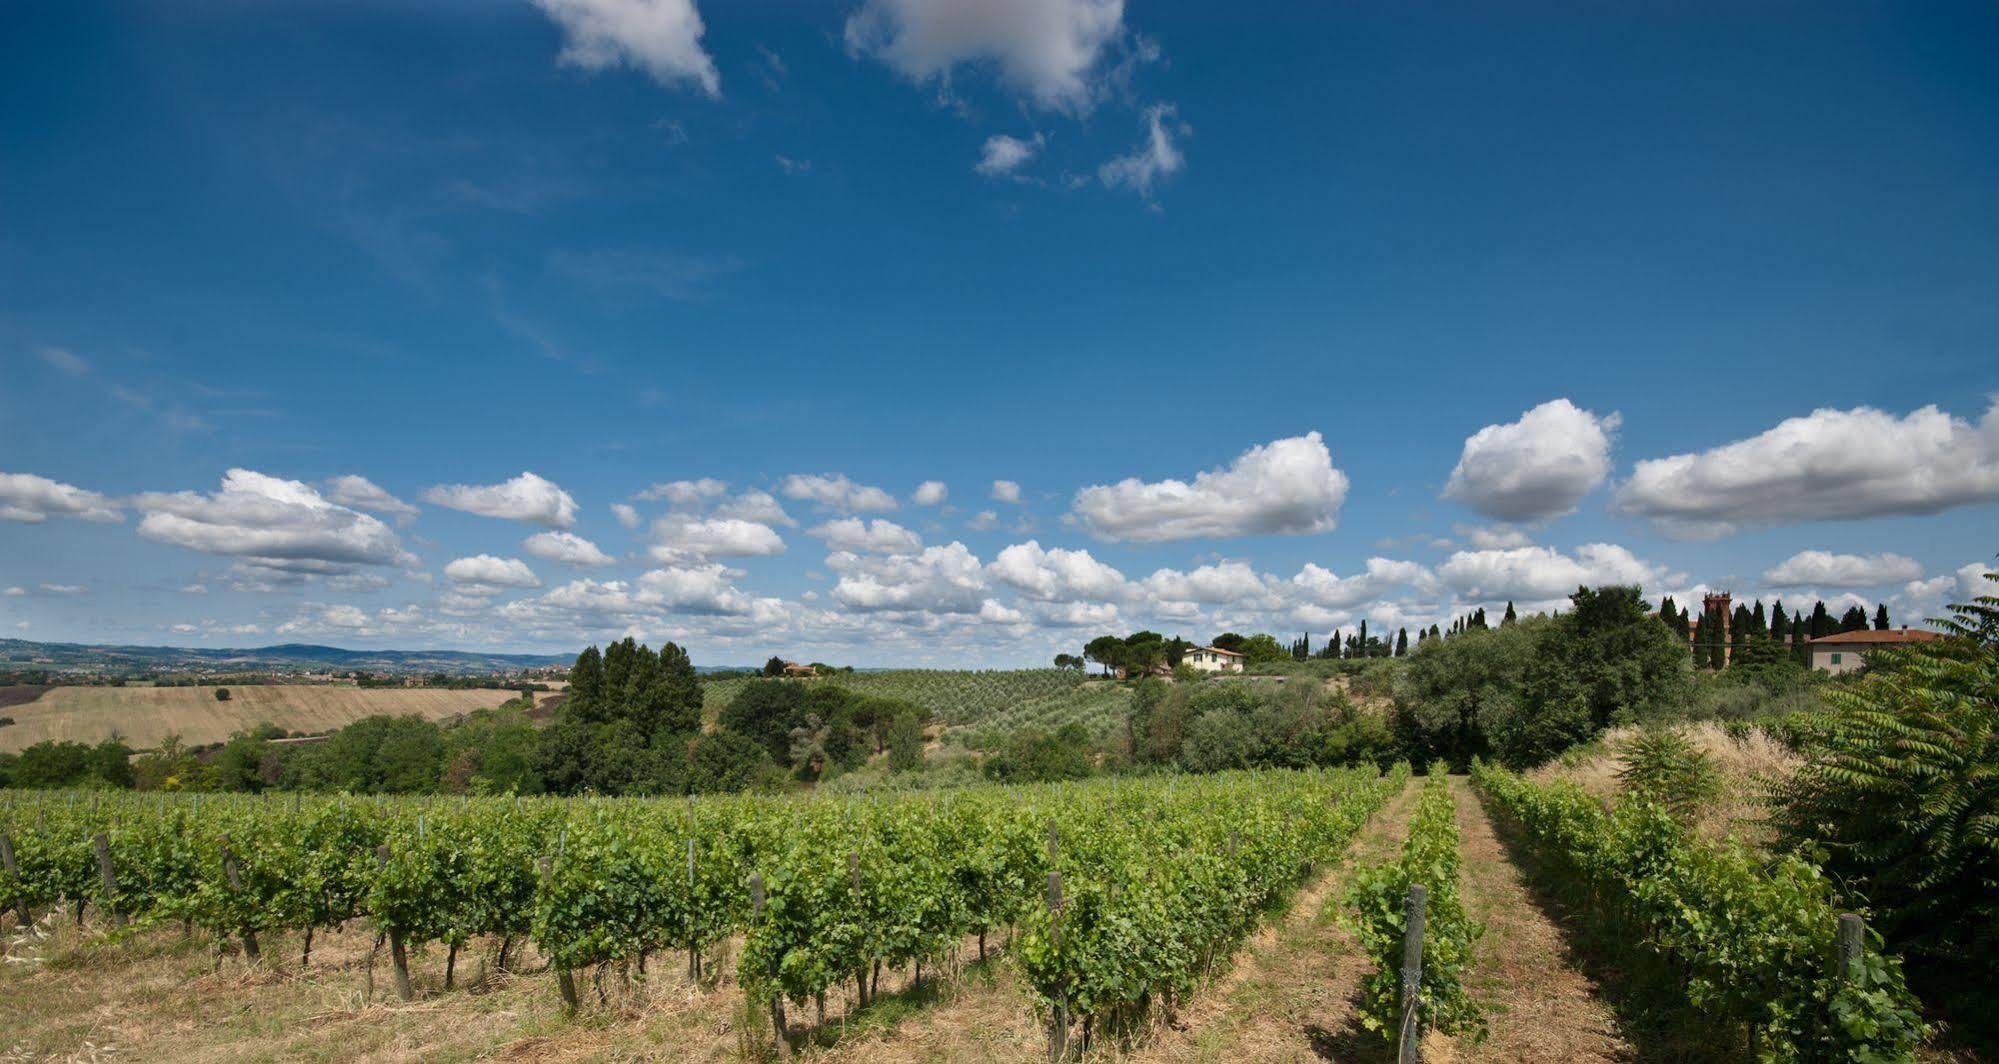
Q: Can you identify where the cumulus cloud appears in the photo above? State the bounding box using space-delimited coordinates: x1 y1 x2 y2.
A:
611 503 641 529
1072 432 1349 543
1614 400 1999 537
912 480 949 506
0 472 122 523
647 515 787 562
1437 543 1671 602
1290 558 1434 611
844 0 1125 113
2 587 22 596
443 555 542 589
713 490 796 526
991 479 1022 503
1444 399 1619 522
1142 560 1285 609
523 530 616 567
40 584 85 595
135 469 408 571
323 475 420 523
988 540 1128 601
532 0 721 95
1456 524 1535 550
1098 103 1185 199
636 477 727 504
810 517 924 554
780 473 899 513
423 472 578 528
1762 550 1924 588
966 510 999 530
830 542 987 613
975 133 1044 176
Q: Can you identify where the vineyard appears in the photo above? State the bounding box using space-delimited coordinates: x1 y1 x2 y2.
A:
0 765 1401 1059
700 669 1097 728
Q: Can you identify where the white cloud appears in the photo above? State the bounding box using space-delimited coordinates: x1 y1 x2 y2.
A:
636 477 727 504
1437 543 1671 602
1615 399 1999 537
171 623 197 634
1894 561 1993 624
809 517 924 554
713 490 796 527
912 480 949 506
1456 524 1535 550
966 509 999 530
1072 432 1349 543
1762 550 1924 588
423 471 578 528
323 474 420 523
1142 560 1285 609
1290 558 1434 611
523 530 616 567
135 469 409 570
780 473 899 513
634 564 764 615
40 584 85 595
830 542 987 613
37 347 90 376
647 515 787 561
3 586 23 596
179 583 208 595
988 540 1128 601
611 503 641 530
975 133 1044 177
532 0 721 96
443 555 542 589
1098 103 1185 199
991 479 1022 503
844 0 1125 113
1444 399 1619 522
0 472 122 523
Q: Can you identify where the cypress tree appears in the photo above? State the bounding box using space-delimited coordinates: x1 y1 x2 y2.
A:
1770 600 1790 642
1791 614 1809 664
1395 628 1409 656
1839 605 1870 633
1810 601 1836 638
1502 601 1517 625
1358 619 1368 653
1873 603 1891 630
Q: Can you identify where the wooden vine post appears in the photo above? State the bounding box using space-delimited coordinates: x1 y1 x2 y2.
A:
752 873 789 1058
850 852 869 1008
537 855 580 1011
1047 868 1067 1062
375 844 412 1001
1398 883 1428 1064
1837 913 1864 981
94 832 125 928
0 830 28 925
219 834 260 962
687 837 701 981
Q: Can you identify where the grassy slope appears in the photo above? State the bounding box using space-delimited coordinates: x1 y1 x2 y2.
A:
0 685 520 752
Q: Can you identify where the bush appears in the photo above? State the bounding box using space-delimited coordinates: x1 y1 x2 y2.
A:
214 687 231 702
1614 728 1719 822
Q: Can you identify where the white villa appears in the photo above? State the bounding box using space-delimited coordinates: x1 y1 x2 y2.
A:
1183 645 1246 672
1806 628 1940 675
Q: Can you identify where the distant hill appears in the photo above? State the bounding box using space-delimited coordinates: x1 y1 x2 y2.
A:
0 638 572 675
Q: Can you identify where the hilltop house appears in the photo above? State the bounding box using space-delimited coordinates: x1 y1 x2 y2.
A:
781 661 819 677
1807 628 1940 675
1183 645 1245 673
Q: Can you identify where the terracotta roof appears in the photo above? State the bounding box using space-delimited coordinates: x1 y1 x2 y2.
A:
1808 628 1941 646
1196 645 1246 657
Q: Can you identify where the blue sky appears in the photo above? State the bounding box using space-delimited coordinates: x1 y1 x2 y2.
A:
2 0 1997 666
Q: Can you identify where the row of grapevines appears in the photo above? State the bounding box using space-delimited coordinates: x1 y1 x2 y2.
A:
1469 761 1927 1061
700 668 1087 725
1347 764 1483 1045
1011 764 1409 1047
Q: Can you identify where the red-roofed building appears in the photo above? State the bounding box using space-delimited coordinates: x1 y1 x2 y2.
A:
1807 628 1941 675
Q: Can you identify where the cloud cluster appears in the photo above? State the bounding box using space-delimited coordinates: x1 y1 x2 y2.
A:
1615 400 1999 537
444 554 542 589
1444 399 1618 522
810 517 924 554
1436 543 1673 603
830 542 987 613
988 540 1127 601
0 472 122 524
134 469 409 573
780 473 899 513
523 530 616 567
844 0 1125 113
323 475 420 523
1072 432 1349 542
1762 550 1924 588
424 472 579 528
533 0 721 95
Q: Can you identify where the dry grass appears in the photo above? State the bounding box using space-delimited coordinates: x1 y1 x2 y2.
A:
1529 722 1800 845
0 686 520 752
1448 777 1632 1063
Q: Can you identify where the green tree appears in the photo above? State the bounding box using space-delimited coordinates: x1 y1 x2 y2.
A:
1839 605 1870 633
1874 603 1891 630
1236 633 1290 666
568 645 605 717
763 655 787 678
720 680 808 761
886 711 925 772
214 687 231 702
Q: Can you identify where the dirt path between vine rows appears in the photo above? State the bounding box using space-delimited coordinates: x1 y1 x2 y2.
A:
1118 773 1421 1064
1448 776 1632 1063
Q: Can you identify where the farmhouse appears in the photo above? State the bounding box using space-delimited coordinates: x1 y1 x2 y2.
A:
1806 628 1941 675
781 661 819 677
1183 645 1245 673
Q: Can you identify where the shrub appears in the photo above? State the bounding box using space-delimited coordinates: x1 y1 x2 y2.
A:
1615 728 1720 822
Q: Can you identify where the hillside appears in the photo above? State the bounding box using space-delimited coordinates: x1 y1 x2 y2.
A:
699 668 1129 735
0 684 522 752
